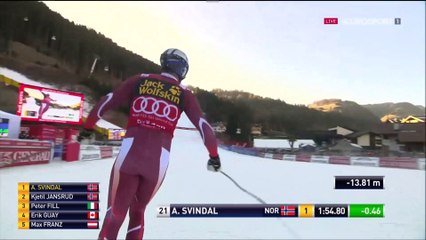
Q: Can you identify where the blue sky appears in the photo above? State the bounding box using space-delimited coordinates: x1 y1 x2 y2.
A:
43 1 425 106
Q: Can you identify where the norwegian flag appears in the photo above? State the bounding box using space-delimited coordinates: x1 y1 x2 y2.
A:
87 193 98 201
87 184 98 192
280 205 296 216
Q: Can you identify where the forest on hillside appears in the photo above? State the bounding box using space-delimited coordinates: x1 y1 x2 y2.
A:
0 1 382 143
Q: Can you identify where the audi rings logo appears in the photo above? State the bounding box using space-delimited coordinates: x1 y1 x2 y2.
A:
132 96 179 121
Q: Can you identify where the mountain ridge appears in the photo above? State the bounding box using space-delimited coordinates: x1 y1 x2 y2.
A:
308 98 424 121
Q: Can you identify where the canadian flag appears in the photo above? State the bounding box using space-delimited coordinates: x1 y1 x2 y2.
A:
87 211 99 220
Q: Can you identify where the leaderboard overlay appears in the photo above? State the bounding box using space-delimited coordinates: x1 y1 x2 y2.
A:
157 204 384 218
18 182 100 229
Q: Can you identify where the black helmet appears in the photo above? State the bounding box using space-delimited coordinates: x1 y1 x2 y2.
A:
160 48 189 81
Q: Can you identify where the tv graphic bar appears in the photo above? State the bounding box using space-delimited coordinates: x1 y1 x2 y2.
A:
335 176 384 190
157 204 384 218
157 204 298 218
19 221 99 229
18 182 100 230
20 183 99 192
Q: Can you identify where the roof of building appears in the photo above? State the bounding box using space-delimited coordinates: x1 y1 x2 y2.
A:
401 115 426 123
327 125 357 132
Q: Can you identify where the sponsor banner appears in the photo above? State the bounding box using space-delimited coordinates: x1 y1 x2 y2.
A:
100 146 113 159
176 126 197 131
0 139 51 148
79 145 116 161
329 156 350 165
283 154 296 161
79 145 101 161
218 143 423 170
0 140 52 168
112 147 121 157
417 158 425 170
379 157 418 169
350 156 379 167
296 154 311 162
310 155 330 164
80 145 100 151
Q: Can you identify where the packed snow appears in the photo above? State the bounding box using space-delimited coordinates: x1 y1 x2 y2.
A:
0 67 424 239
0 121 425 239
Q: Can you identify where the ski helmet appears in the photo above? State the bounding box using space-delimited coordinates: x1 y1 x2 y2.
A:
160 48 189 81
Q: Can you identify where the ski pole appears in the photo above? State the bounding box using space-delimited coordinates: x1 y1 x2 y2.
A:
219 170 301 239
219 170 267 204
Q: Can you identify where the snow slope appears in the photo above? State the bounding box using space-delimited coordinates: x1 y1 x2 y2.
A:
0 67 424 239
0 67 56 88
0 123 425 239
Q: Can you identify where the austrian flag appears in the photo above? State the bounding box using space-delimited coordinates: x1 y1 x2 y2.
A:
87 183 98 191
87 221 98 229
87 211 99 220
87 193 98 201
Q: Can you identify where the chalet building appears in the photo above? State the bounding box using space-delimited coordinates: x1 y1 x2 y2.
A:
375 123 425 153
328 126 355 136
330 116 425 153
346 131 382 150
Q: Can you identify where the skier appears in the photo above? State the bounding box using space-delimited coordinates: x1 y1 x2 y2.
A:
84 48 222 240
38 92 56 119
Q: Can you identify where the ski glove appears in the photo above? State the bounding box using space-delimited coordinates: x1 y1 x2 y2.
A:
207 155 221 172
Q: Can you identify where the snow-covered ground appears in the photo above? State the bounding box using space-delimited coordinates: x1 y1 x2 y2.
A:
0 67 56 88
0 119 425 239
0 67 425 239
